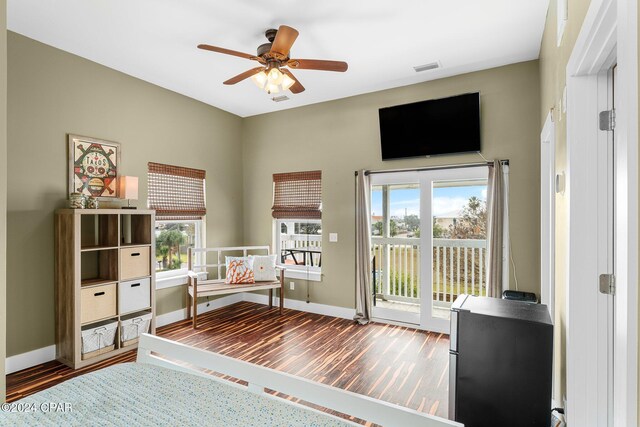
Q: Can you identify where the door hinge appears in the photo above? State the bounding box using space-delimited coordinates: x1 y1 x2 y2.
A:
599 109 616 131
599 273 615 295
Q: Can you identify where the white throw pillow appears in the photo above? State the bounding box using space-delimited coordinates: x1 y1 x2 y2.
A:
248 255 277 282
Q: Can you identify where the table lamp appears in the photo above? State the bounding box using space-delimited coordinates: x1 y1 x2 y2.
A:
119 176 138 209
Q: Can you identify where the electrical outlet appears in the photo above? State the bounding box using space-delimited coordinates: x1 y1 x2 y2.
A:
289 282 295 290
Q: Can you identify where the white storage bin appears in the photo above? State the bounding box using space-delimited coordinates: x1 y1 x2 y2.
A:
120 312 152 347
81 319 118 360
118 278 151 314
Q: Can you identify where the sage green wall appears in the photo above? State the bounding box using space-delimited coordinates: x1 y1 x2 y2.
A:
156 286 188 315
6 32 243 357
539 0 592 403
0 0 8 398
242 60 541 309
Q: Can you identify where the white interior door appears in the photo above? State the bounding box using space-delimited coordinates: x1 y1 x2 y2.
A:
565 56 619 427
564 0 638 422
370 166 489 333
595 64 616 427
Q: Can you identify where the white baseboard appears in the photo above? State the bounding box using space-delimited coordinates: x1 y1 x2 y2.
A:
156 293 243 327
6 345 56 375
6 293 355 373
242 293 356 320
370 317 422 329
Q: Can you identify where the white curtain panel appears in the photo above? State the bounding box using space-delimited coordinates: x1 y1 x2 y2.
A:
353 170 372 324
486 160 509 298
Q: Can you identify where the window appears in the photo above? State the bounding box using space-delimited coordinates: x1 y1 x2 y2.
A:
154 220 203 275
148 162 206 284
276 219 322 274
371 183 421 238
272 171 322 279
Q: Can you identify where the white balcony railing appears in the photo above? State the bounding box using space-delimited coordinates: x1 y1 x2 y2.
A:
372 238 487 305
279 233 322 267
280 233 322 248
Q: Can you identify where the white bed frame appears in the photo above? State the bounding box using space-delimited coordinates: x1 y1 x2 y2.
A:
137 334 462 427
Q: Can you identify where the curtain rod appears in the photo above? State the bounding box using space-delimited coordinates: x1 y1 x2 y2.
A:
354 160 509 176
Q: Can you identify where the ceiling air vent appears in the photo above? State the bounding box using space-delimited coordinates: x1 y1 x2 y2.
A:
413 61 441 73
272 95 290 102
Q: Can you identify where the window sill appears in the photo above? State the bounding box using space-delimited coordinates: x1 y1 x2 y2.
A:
156 272 207 290
280 268 322 282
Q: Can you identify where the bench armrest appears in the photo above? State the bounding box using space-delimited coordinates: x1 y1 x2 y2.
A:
187 271 200 280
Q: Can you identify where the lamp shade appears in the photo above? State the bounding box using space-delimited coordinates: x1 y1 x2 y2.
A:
119 176 139 200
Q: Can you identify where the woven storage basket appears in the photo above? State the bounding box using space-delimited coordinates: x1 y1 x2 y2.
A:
81 320 118 359
120 313 152 347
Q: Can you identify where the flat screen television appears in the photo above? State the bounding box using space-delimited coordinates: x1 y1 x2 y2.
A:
378 92 481 160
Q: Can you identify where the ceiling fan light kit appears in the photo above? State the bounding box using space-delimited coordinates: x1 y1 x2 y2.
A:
251 67 296 94
198 25 348 95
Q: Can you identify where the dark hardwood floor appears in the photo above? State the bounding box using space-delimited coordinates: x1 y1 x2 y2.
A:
6 302 450 420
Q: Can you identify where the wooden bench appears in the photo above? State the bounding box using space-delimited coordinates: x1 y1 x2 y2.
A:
187 246 285 328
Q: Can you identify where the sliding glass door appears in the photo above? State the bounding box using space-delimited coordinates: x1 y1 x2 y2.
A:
371 174 422 325
370 166 488 333
426 172 489 332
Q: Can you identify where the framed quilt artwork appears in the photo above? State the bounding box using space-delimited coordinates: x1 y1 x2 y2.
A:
68 134 120 199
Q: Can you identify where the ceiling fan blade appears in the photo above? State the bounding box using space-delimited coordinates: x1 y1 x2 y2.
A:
198 44 259 61
223 67 264 85
281 69 305 94
270 25 299 57
287 59 348 72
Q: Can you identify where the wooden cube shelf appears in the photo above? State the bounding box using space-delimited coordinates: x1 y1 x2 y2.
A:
55 209 156 369
80 214 119 249
80 249 118 285
121 214 152 246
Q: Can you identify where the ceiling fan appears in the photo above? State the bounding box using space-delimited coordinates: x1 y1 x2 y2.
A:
198 25 348 95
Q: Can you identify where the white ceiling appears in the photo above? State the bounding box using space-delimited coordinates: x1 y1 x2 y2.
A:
8 0 549 117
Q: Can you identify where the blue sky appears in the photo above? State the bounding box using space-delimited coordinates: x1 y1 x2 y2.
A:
371 185 486 218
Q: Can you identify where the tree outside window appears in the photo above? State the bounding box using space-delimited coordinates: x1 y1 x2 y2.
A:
155 221 198 272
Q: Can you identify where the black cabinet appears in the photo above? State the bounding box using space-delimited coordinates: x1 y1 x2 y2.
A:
449 295 553 427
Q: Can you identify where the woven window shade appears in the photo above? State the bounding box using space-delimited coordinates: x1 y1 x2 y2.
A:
148 162 206 220
272 170 322 219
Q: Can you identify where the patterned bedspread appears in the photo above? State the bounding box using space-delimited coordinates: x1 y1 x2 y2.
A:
0 363 358 426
